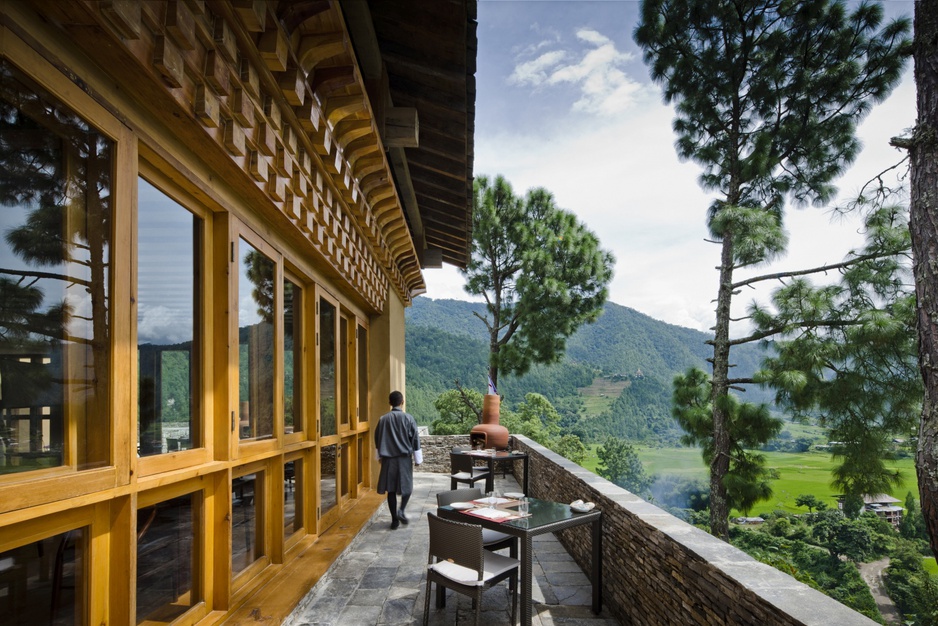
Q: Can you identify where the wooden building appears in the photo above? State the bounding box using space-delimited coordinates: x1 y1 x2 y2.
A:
0 0 476 623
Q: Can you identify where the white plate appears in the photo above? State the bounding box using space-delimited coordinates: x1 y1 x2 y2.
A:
504 492 525 499
449 502 474 510
570 502 595 513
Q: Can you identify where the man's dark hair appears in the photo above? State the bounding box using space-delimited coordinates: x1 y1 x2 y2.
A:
389 390 404 407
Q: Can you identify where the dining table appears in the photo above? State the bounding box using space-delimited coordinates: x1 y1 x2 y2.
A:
437 495 602 626
452 448 529 494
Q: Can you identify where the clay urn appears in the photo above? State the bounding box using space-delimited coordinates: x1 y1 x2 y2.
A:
471 394 510 449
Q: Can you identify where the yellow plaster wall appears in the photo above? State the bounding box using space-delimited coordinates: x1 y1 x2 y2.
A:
367 291 408 485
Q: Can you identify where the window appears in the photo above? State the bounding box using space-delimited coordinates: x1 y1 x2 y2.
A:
283 278 300 435
136 493 199 623
237 240 274 441
137 179 201 456
319 444 337 517
0 59 111 475
357 323 367 429
231 471 263 575
319 297 336 438
283 458 302 539
0 527 87 624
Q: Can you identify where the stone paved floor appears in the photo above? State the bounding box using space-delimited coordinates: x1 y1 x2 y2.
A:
285 473 620 626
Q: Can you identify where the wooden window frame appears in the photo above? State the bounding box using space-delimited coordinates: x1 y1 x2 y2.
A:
0 26 133 514
231 224 282 459
134 166 214 478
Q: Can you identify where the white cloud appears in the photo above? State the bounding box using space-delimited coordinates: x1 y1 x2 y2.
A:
509 50 567 86
507 26 642 116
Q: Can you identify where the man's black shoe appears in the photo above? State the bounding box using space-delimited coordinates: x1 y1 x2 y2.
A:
390 517 400 530
397 511 409 525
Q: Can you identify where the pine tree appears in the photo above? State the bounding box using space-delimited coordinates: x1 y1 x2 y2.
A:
463 175 614 388
635 0 910 538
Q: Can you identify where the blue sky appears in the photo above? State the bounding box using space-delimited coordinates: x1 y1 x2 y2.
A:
421 0 917 333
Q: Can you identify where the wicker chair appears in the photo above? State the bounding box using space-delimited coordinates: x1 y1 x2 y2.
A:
436 488 518 557
449 451 491 490
423 512 518 626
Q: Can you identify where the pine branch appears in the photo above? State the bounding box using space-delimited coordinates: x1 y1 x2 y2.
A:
0 267 92 288
453 379 483 424
731 249 903 290
728 318 863 346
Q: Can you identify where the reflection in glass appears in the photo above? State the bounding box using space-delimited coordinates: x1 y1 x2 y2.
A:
136 493 198 623
0 59 111 475
238 241 274 440
357 436 364 487
0 527 86 625
284 459 302 537
231 472 262 574
339 316 349 427
357 324 367 428
283 279 300 434
320 444 337 517
340 441 350 498
319 298 336 437
137 179 200 456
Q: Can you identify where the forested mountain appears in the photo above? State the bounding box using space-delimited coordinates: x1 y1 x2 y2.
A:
404 298 771 443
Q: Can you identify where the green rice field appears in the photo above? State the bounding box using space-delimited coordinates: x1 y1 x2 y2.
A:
582 445 918 516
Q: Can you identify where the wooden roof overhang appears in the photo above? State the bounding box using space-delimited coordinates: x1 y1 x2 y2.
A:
341 0 477 274
14 0 476 310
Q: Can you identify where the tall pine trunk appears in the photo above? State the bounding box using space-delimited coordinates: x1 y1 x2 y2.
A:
710 232 735 540
912 0 938 560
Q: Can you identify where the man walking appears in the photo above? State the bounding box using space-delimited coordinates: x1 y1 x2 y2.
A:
375 390 422 529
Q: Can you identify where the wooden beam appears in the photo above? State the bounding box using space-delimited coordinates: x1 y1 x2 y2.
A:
383 107 418 148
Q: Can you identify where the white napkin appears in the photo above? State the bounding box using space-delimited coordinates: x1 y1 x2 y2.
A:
471 507 513 520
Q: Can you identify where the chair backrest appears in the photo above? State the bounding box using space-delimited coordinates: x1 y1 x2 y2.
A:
427 512 485 574
450 452 479 474
437 488 484 507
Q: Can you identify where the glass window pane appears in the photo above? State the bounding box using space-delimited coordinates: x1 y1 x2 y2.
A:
0 527 86 625
238 240 274 441
319 298 336 437
137 179 200 456
320 445 336 516
339 316 349 427
283 279 300 435
232 472 262 575
136 493 198 623
0 59 111 475
357 324 367 428
284 459 301 537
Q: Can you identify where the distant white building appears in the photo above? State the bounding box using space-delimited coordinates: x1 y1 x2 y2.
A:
837 494 903 529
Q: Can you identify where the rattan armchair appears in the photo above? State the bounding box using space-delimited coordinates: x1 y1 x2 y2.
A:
449 451 491 490
424 512 518 625
436 488 518 557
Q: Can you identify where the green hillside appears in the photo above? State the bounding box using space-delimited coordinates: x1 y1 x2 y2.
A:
404 298 772 442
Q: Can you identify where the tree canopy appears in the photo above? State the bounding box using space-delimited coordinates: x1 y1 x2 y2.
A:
463 175 614 387
635 0 911 539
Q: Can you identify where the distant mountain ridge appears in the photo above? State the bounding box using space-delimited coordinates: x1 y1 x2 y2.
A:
404 298 771 442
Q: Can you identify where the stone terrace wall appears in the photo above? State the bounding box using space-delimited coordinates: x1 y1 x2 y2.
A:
418 434 877 626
